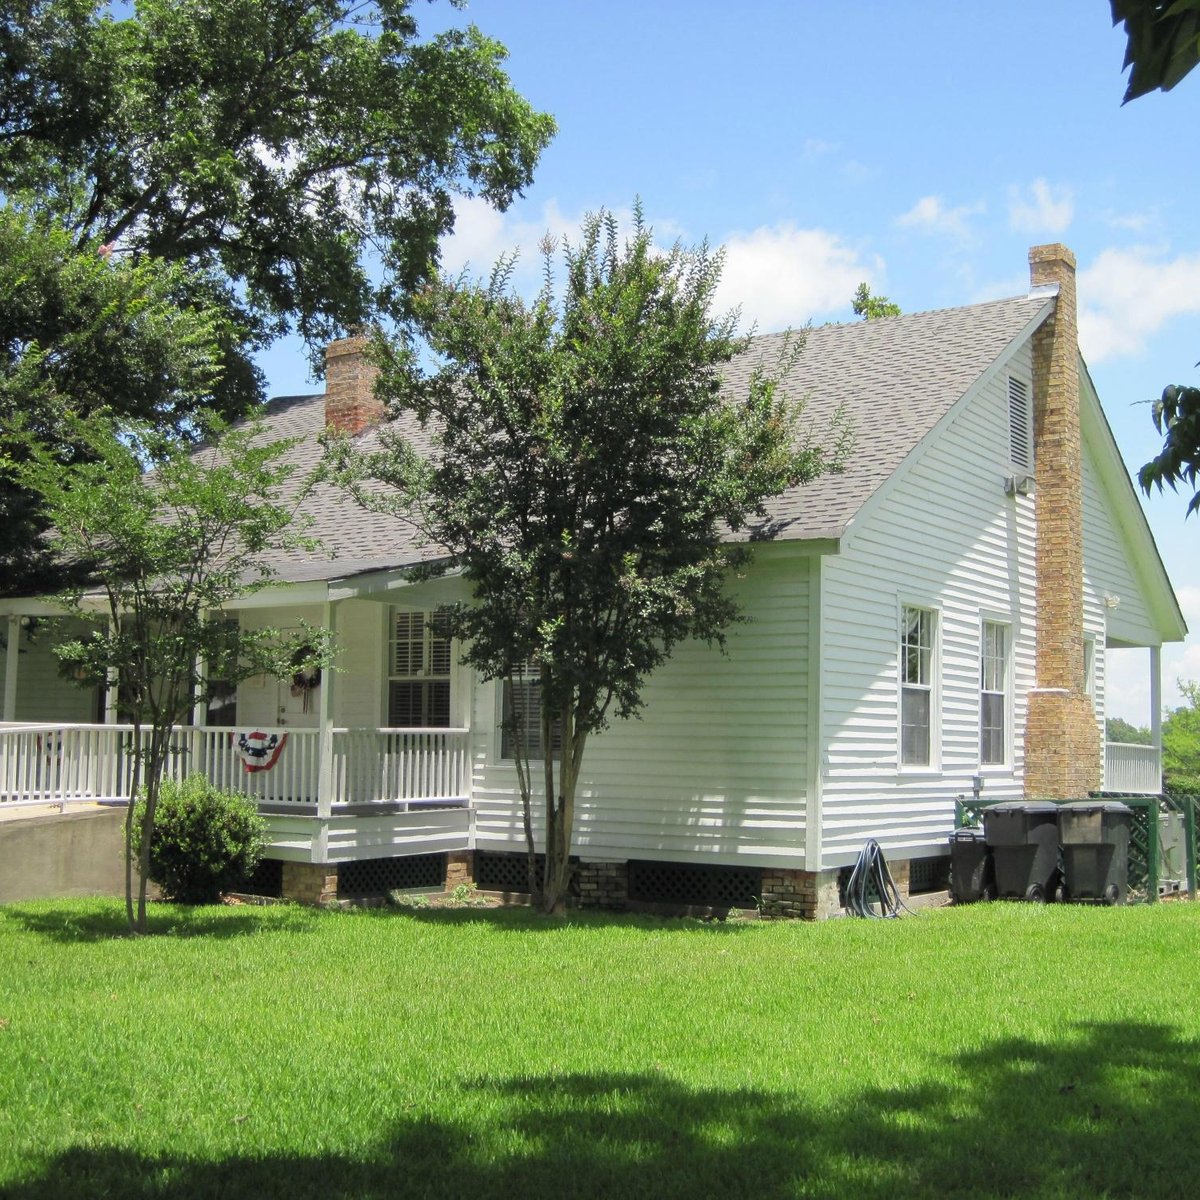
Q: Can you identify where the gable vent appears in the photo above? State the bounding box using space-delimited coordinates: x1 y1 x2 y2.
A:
1008 375 1032 469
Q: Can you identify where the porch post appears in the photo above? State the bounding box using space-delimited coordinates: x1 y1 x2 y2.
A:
104 614 119 725
316 601 337 821
3 614 19 721
1150 644 1163 794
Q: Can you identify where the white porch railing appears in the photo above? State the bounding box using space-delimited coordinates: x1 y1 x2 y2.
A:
0 723 470 810
1104 741 1161 795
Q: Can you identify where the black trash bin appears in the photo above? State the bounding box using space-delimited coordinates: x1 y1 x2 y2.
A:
949 827 993 903
983 800 1060 901
1057 800 1131 905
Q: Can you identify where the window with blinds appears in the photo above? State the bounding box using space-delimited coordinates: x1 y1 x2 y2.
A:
500 667 564 760
387 609 452 728
1008 375 1032 469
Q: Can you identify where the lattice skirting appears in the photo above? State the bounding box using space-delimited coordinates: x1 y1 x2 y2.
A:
339 853 445 897
627 859 761 909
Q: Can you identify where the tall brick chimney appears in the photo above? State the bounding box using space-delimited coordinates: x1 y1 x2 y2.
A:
324 335 384 436
1023 244 1101 799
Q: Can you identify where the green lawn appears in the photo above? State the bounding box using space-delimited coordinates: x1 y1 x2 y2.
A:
1 898 1198 1199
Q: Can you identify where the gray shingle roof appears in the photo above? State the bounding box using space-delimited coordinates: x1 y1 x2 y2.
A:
730 293 1050 540
258 292 1050 583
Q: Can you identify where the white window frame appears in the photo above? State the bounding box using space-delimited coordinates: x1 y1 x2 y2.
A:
385 608 452 728
1083 634 1097 711
899 603 939 770
979 618 1011 769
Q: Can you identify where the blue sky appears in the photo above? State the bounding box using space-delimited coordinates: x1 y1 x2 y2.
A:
257 1 1200 723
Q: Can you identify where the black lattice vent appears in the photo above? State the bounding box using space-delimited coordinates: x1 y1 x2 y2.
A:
241 857 283 898
627 859 761 909
339 853 446 897
476 851 545 894
909 855 950 895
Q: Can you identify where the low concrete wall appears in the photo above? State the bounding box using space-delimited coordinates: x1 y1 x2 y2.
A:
0 806 129 904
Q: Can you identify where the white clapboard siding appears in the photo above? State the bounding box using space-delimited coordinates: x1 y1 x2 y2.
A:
819 348 1037 867
470 547 811 866
322 807 471 861
12 617 101 724
1081 434 1159 649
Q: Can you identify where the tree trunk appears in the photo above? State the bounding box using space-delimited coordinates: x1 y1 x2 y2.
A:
124 722 144 934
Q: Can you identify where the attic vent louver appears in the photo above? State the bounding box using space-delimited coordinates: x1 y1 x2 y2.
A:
1008 375 1031 469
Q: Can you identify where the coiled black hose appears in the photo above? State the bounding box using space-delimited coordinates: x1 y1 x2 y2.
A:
845 838 910 918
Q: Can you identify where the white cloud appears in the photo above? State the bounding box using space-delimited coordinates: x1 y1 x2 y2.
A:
1008 179 1074 235
712 223 882 331
1078 245 1200 362
439 196 687 287
895 194 985 240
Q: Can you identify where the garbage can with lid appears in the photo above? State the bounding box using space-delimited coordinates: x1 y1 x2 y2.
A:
982 800 1060 901
1057 800 1131 905
949 827 993 903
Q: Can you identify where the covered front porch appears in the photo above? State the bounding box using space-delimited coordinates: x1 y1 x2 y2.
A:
0 569 478 862
1102 641 1165 796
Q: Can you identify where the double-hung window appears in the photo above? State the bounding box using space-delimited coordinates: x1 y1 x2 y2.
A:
900 606 935 767
500 664 563 760
387 609 451 727
980 621 1008 766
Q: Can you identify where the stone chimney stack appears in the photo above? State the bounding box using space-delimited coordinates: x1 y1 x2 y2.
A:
1023 244 1101 798
324 335 384 437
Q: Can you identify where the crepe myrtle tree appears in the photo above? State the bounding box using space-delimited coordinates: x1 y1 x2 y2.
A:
21 414 331 934
326 206 851 914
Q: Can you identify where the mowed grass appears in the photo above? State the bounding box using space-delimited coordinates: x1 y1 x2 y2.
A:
1 900 1199 1199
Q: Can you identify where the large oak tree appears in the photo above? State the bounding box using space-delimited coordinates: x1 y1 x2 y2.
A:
1 0 554 590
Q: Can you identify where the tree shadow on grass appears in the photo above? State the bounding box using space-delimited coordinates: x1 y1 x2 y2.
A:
5 1020 1199 1199
0 900 321 943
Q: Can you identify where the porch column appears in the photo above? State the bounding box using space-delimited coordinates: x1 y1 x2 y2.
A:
104 614 119 725
1150 644 1163 794
3 614 19 721
316 601 337 821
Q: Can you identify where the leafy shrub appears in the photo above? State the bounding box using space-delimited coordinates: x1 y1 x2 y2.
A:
133 774 267 904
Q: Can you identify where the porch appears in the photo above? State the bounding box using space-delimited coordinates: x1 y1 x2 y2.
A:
0 722 472 861
1103 740 1161 795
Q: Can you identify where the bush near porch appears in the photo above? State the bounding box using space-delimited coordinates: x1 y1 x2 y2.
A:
1 900 1199 1199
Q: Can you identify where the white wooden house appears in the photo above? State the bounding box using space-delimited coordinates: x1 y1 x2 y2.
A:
0 244 1186 915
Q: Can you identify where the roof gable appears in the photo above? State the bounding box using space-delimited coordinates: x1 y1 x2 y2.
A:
731 293 1052 540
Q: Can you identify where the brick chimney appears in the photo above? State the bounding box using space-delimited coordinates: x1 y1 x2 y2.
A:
324 335 384 436
1023 244 1101 799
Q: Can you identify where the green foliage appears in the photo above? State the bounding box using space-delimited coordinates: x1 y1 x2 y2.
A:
132 773 266 903
327 205 850 912
851 282 901 320
0 206 228 592
1163 679 1200 795
19 414 331 931
1140 382 1200 516
0 0 554 589
1112 0 1200 102
1 0 554 376
1106 715 1153 745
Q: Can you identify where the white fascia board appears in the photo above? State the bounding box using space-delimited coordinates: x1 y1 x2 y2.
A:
328 564 469 606
838 298 1055 549
1079 360 1187 643
0 595 103 616
216 581 331 611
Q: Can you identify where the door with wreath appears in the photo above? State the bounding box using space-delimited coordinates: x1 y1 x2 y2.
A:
276 630 322 729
